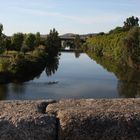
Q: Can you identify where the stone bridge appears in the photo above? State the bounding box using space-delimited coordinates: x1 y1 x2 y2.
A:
59 36 86 48
0 99 140 140
59 36 86 41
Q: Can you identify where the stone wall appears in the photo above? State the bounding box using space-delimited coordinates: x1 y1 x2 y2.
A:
0 99 140 140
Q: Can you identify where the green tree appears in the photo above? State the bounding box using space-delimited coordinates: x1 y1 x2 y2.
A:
35 32 41 47
4 37 12 53
0 23 3 37
0 23 5 53
74 35 81 49
123 16 139 30
11 33 24 51
23 33 36 51
21 45 29 54
46 28 61 56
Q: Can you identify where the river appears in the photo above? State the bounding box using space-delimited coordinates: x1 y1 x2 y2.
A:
0 52 139 100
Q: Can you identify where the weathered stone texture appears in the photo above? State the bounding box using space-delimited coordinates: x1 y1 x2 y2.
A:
1 99 140 140
46 99 140 140
0 100 56 140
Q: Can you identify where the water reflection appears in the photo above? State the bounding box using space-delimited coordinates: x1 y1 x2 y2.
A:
74 50 81 58
1 51 140 100
118 81 140 98
45 55 60 76
0 61 46 84
11 83 25 95
0 85 8 100
0 53 61 100
0 54 60 84
87 52 140 98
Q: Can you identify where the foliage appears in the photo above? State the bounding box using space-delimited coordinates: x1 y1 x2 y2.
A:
85 31 128 60
32 48 46 58
4 37 12 52
84 16 140 68
123 16 139 30
23 33 36 51
0 41 5 54
0 50 47 74
74 35 81 49
35 32 41 47
121 27 140 66
0 23 3 37
0 24 60 59
98 32 105 36
109 27 125 34
0 24 62 83
11 33 24 51
20 45 29 54
0 23 5 54
45 28 61 57
0 58 11 72
85 28 140 68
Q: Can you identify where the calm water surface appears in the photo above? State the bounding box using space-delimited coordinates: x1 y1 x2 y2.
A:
0 52 139 100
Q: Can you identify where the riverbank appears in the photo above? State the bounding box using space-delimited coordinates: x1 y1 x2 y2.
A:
84 27 140 69
1 99 140 140
0 50 48 84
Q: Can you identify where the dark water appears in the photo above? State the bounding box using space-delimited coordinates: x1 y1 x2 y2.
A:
0 52 139 100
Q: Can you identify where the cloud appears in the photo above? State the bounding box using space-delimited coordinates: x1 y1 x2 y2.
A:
4 0 140 26
9 5 125 25
2 0 140 35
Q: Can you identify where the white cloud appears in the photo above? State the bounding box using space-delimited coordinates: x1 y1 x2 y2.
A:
9 6 126 25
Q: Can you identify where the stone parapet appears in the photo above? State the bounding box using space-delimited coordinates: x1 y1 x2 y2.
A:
1 99 140 140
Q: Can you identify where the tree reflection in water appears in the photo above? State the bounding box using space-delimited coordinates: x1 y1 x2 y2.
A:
117 69 140 98
11 83 25 95
0 85 8 100
45 53 60 77
117 81 139 98
0 53 61 84
0 53 61 100
87 52 140 98
74 50 81 58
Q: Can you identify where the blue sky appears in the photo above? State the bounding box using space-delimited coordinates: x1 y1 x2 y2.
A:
0 0 139 35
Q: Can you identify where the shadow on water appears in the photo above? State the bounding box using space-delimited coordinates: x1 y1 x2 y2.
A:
87 52 140 98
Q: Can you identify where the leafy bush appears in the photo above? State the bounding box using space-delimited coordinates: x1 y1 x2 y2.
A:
0 58 11 72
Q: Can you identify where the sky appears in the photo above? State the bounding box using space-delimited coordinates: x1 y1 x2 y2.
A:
0 0 140 35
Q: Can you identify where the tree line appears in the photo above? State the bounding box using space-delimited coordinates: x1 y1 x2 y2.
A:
84 16 140 69
0 24 61 56
0 24 61 81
